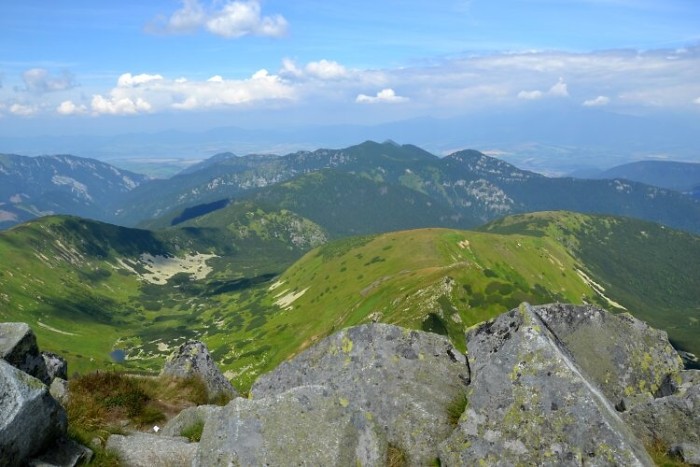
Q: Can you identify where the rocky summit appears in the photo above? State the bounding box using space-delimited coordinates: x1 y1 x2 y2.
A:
2 303 699 466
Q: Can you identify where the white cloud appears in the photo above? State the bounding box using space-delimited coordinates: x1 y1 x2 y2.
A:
56 100 88 115
117 73 164 88
304 60 348 80
91 95 152 115
517 90 544 100
548 77 569 97
22 68 76 94
583 95 611 107
694 97 700 105
9 103 36 116
356 88 408 104
90 68 295 115
152 0 287 38
518 78 568 100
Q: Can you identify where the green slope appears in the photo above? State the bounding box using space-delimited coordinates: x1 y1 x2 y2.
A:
1 211 697 393
480 211 700 355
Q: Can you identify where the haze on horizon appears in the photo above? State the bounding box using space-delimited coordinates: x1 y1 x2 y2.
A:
1 0 699 172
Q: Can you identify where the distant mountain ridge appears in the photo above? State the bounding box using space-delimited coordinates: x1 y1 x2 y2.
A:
127 141 700 234
3 142 700 235
0 153 149 228
590 160 700 193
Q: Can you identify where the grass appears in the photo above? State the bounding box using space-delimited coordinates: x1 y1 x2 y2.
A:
446 392 469 426
2 211 698 394
646 438 691 467
181 420 205 442
66 371 208 447
386 444 408 467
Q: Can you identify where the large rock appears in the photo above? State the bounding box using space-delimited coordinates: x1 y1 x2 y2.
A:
194 385 386 466
623 370 700 448
534 303 684 408
106 433 197 467
251 323 470 465
439 303 654 466
41 351 68 382
161 405 222 438
0 359 67 466
161 340 238 403
0 322 49 384
28 436 93 467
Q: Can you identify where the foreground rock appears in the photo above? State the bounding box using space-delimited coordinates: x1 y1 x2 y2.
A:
0 359 67 465
161 340 238 403
0 322 50 384
195 385 386 466
106 433 197 467
439 304 655 466
623 370 700 452
535 303 684 408
251 323 470 465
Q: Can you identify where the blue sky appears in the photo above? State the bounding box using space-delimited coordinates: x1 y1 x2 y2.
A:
0 0 699 137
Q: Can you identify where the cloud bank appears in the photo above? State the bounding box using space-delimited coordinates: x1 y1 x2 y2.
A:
151 0 288 38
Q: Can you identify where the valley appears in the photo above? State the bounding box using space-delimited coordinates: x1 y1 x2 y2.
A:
1 209 697 392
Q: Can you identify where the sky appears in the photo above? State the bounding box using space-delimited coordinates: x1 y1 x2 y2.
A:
0 0 699 142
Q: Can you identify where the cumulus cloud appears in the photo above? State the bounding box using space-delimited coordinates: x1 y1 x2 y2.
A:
517 90 544 100
57 100 88 115
9 103 36 116
22 68 76 94
583 95 611 107
117 73 164 87
304 60 348 80
151 0 287 38
548 78 569 97
518 78 568 100
89 68 295 115
356 88 408 104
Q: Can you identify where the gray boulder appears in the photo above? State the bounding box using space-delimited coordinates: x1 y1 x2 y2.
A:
195 385 386 466
439 303 654 466
251 323 470 465
161 340 238 403
49 378 69 406
28 436 93 467
161 405 221 438
534 303 684 408
0 359 67 465
106 433 197 467
0 322 49 384
623 370 700 448
42 352 68 382
669 443 700 465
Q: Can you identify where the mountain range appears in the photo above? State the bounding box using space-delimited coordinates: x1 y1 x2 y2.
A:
3 141 700 235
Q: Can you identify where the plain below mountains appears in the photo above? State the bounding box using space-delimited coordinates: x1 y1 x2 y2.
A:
2 141 700 234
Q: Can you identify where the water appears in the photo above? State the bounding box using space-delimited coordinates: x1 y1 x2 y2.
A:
110 349 126 363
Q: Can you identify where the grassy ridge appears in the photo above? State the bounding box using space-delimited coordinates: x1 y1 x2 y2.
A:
1 211 697 393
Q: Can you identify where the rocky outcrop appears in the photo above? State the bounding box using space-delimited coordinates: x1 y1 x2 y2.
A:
622 370 700 448
439 303 655 466
535 303 684 408
195 385 386 466
161 340 238 403
0 359 67 465
42 351 68 381
161 405 221 438
250 323 470 465
0 322 49 384
106 433 197 467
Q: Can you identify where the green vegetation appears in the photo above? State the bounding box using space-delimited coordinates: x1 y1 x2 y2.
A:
1 211 697 394
446 392 469 426
387 444 408 467
66 372 208 462
181 420 205 442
